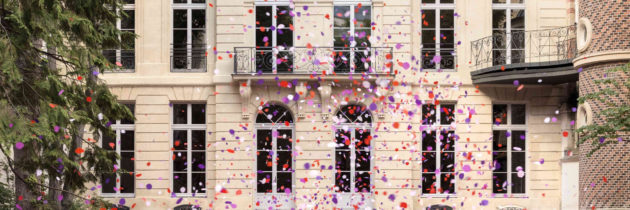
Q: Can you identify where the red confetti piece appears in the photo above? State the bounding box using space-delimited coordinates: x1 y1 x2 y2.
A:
74 148 84 154
227 149 235 153
86 97 92 102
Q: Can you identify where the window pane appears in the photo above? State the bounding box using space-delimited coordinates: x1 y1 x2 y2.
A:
493 130 508 151
512 130 526 151
192 152 205 171
173 172 188 193
335 129 351 149
492 104 508 125
192 30 205 47
120 173 135 193
355 7 371 28
512 173 526 193
102 173 116 193
173 104 188 124
102 133 116 150
493 152 507 172
256 29 272 47
511 152 526 171
422 173 436 194
173 151 188 171
441 30 455 49
173 30 187 48
440 104 455 125
173 0 186 3
277 129 292 150
422 49 436 69
257 129 272 150
121 131 134 150
123 0 135 4
192 10 205 28
440 152 454 172
277 172 292 193
440 10 454 29
422 131 436 151
492 10 506 29
441 50 456 69
421 10 436 29
355 151 370 171
257 172 272 193
492 173 507 193
441 131 455 151
173 10 187 28
334 29 350 47
355 129 371 150
335 151 351 171
511 9 525 29
173 130 187 150
422 104 436 125
355 171 370 193
191 104 205 124
191 130 205 150
277 6 292 27
423 0 436 3
257 151 272 171
512 0 524 3
422 152 436 172
277 151 292 171
354 29 371 47
192 0 205 3
441 0 454 3
121 104 135 124
441 173 455 194
335 172 351 192
256 6 272 27
121 10 134 29
121 151 134 172
192 173 206 193
333 6 350 27
277 29 293 47
511 104 526 124
493 0 507 3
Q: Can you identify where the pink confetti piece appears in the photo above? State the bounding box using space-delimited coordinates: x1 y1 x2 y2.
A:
15 142 24 150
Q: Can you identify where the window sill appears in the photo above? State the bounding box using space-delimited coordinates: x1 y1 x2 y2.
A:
420 194 456 198
493 193 529 198
100 193 135 198
174 194 207 198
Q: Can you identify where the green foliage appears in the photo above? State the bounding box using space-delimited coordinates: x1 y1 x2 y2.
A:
0 0 135 208
576 63 630 156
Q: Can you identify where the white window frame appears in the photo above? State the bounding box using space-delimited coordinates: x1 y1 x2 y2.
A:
254 1 293 73
492 1 525 65
333 1 372 73
172 0 206 70
253 121 296 209
420 103 456 196
419 0 456 71
171 103 207 197
332 105 374 209
491 103 528 196
101 104 135 198
104 2 135 72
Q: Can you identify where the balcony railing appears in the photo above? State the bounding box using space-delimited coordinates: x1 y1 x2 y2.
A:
171 44 206 72
471 25 576 69
234 47 393 75
103 49 135 71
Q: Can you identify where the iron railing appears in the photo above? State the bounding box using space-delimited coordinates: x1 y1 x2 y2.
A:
103 49 135 71
234 47 393 74
471 25 576 69
171 44 207 72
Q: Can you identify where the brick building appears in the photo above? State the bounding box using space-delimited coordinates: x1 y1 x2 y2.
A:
90 0 628 209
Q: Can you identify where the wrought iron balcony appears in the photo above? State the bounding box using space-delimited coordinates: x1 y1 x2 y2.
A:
171 44 207 72
233 47 393 75
103 49 135 71
470 26 578 84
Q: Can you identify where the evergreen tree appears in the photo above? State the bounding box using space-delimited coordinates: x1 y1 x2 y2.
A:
0 0 134 209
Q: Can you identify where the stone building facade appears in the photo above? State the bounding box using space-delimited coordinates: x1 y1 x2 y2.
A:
87 0 628 209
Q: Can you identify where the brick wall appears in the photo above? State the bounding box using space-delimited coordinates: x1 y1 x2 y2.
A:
578 0 630 55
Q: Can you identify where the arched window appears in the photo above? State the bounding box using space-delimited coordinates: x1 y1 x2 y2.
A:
255 103 295 209
334 104 372 193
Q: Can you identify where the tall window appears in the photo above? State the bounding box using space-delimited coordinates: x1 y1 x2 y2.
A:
172 0 206 71
492 104 526 194
420 0 455 71
333 1 372 73
104 0 135 71
255 104 295 209
102 103 135 196
333 104 372 208
172 104 207 196
255 2 294 73
492 0 525 65
421 103 456 194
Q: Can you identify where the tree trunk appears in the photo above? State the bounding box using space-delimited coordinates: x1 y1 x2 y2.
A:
14 143 36 210
61 124 84 209
48 168 62 209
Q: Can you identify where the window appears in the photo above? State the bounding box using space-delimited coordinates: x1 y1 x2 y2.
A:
255 104 295 209
174 205 202 210
427 204 454 210
172 104 207 196
255 2 294 73
492 0 525 65
420 0 455 71
421 103 456 194
102 103 135 196
104 1 135 71
333 104 373 208
333 1 372 73
172 0 206 71
492 104 526 194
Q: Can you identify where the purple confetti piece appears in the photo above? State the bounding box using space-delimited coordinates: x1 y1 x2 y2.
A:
480 200 489 206
146 183 152 189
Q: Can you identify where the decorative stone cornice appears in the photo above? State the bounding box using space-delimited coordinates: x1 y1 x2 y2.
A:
318 83 332 120
573 50 630 68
